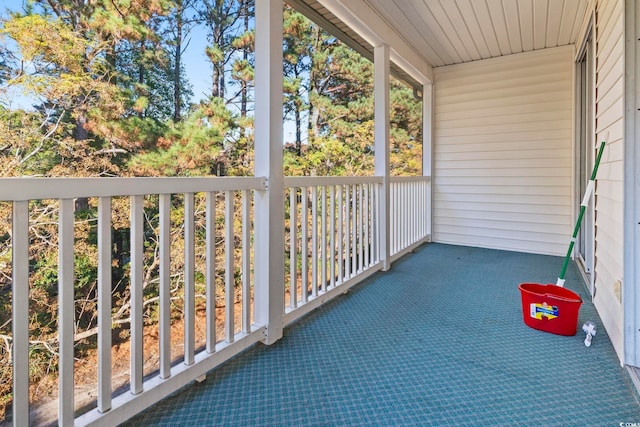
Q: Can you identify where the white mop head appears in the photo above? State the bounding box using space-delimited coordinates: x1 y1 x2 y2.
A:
582 321 596 347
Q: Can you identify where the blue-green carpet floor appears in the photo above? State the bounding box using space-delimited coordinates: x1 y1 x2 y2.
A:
123 243 640 426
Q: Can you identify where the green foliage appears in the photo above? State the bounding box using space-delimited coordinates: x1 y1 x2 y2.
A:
129 97 232 176
3 14 122 110
390 80 423 176
31 253 58 294
75 253 98 290
117 38 194 122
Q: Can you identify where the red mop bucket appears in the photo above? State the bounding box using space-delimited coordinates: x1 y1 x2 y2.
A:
518 283 582 336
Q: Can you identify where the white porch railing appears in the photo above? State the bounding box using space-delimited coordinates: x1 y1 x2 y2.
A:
390 176 431 260
283 176 431 324
283 177 383 324
0 175 429 426
2 177 266 427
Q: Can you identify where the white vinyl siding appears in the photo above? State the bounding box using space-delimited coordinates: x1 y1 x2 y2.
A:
593 0 625 360
432 46 574 255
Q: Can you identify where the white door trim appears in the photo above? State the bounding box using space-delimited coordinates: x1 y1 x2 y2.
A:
574 20 596 295
624 0 640 368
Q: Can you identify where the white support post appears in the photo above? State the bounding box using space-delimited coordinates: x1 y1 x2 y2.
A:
345 186 351 278
312 186 319 295
289 189 297 308
423 83 433 241
337 186 343 282
12 201 29 426
321 186 327 291
254 0 284 344
351 185 357 274
375 43 391 270
624 0 640 368
301 187 308 302
225 191 235 344
130 195 144 395
159 194 172 376
242 190 251 333
205 192 216 353
357 185 363 271
97 197 113 411
58 199 75 425
184 193 195 364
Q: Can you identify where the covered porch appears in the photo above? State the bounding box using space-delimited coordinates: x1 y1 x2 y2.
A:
123 243 640 426
2 0 640 425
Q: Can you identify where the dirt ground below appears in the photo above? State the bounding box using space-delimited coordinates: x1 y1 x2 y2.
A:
3 300 249 427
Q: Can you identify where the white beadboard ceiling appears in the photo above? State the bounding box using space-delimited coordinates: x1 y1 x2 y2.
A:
364 0 589 67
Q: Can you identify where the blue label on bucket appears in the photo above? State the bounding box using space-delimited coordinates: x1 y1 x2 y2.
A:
530 303 559 320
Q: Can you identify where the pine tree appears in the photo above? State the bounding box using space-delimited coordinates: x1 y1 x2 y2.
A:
238 0 253 118
200 0 244 100
162 0 198 121
128 97 234 176
283 6 311 153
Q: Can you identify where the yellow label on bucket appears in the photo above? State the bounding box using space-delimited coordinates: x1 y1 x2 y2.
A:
529 303 559 320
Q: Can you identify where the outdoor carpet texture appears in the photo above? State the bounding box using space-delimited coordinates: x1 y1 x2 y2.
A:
123 243 640 426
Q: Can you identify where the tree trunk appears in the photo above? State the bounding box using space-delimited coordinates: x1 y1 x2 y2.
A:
308 28 322 139
73 113 88 142
295 106 302 155
138 39 146 119
240 0 248 118
106 36 117 85
174 0 183 122
74 113 90 210
212 19 221 98
219 63 225 100
212 63 221 99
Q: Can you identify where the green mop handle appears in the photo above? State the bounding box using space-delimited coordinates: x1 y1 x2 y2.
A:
556 140 606 287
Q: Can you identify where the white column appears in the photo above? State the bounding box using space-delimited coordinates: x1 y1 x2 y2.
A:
254 0 284 344
624 0 640 368
375 44 390 270
423 83 433 241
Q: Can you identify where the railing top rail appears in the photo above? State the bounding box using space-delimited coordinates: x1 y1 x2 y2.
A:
0 177 268 201
0 175 432 202
389 176 431 183
284 176 383 187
